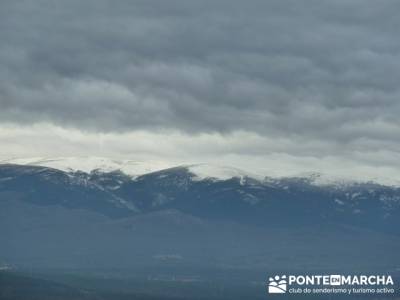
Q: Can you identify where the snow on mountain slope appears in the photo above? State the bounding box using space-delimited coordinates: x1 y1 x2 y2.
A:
187 164 264 182
286 172 360 187
1 157 399 187
290 171 400 188
0 159 264 182
0 157 172 177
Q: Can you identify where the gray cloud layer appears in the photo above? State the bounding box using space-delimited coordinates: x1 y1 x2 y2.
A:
1 0 400 172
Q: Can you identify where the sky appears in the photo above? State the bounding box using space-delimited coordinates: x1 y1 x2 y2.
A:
1 0 400 183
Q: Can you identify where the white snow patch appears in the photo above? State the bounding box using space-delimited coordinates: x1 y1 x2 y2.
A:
292 171 400 188
351 192 362 199
187 164 264 182
0 177 14 182
334 199 345 205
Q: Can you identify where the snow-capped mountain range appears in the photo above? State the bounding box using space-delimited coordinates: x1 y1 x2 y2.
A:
1 156 398 187
1 158 399 229
0 156 265 181
0 157 172 177
1 157 400 272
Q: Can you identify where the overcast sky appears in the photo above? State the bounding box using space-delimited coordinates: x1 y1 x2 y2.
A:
1 0 400 183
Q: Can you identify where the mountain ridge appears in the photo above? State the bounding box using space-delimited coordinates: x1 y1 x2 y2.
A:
1 163 400 273
1 156 399 187
1 163 399 234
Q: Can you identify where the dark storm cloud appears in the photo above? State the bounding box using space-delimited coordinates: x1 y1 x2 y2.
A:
1 0 400 146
